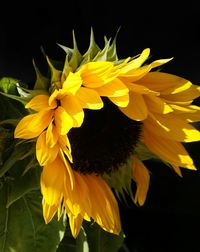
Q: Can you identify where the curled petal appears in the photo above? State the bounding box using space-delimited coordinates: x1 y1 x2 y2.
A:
40 156 66 206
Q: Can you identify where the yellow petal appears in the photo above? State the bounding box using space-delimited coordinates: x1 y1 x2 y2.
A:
62 72 82 95
54 106 73 135
59 149 74 189
171 165 183 177
144 95 173 114
80 61 114 88
109 94 129 108
162 85 200 102
144 113 200 142
132 157 150 206
120 92 147 120
58 135 72 158
58 136 72 163
67 212 83 238
119 58 172 82
46 121 59 148
25 94 51 111
126 82 160 96
36 131 59 166
143 129 196 170
61 95 84 127
84 175 121 235
42 200 60 224
40 156 66 206
171 104 200 122
14 110 53 139
64 171 91 219
137 72 195 95
95 78 129 97
76 87 103 110
119 48 150 73
48 89 66 107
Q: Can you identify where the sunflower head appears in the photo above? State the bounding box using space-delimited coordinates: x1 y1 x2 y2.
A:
12 28 200 239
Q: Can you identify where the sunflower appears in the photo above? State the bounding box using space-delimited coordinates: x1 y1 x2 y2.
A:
14 30 200 238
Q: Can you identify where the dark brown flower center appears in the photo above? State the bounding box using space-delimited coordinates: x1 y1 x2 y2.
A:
68 97 142 175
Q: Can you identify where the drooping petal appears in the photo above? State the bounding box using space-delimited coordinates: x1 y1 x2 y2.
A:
54 106 73 135
61 95 84 127
42 200 60 224
36 130 59 166
59 150 74 189
76 87 103 110
142 129 196 170
144 113 200 142
58 134 72 159
25 94 51 111
83 175 121 235
14 110 53 139
62 72 82 95
40 156 66 206
67 212 83 238
120 92 147 120
132 157 150 206
64 171 91 219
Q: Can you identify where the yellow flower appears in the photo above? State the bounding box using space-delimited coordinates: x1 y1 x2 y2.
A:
13 31 200 238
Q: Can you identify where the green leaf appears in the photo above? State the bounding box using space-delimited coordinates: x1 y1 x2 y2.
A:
6 165 41 207
57 225 89 252
0 184 66 252
0 94 27 120
0 141 34 177
84 222 125 252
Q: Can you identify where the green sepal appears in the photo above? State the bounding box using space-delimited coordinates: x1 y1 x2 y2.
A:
135 142 156 161
103 156 134 202
81 28 101 65
32 59 50 91
68 31 83 71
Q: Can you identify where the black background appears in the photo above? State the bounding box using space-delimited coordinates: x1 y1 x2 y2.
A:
1 1 200 251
